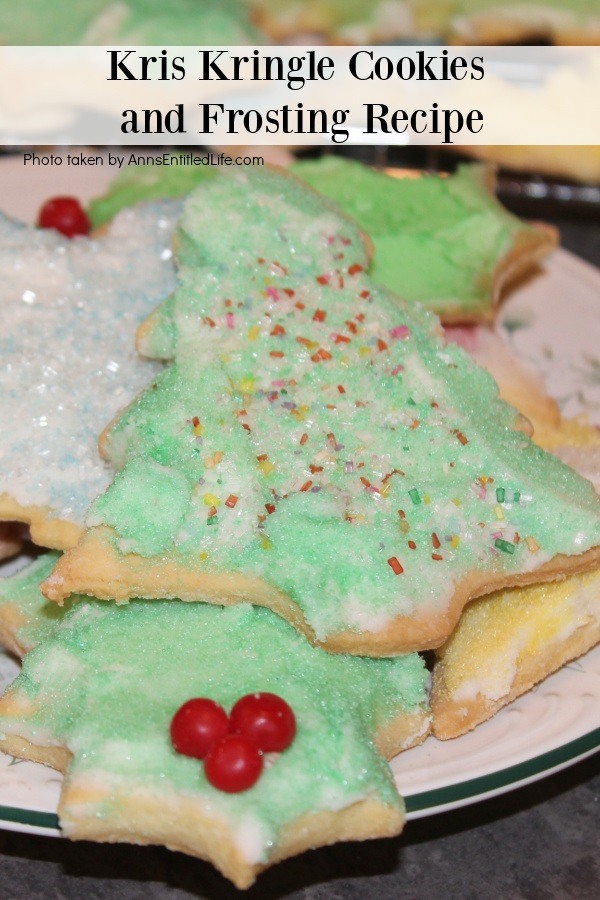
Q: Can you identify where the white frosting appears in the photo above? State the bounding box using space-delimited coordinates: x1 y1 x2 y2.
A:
0 201 179 526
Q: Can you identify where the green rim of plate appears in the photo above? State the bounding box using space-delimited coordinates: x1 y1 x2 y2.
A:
0 804 58 830
0 727 598 832
404 726 600 814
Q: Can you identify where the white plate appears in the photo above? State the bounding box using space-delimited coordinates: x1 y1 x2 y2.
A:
0 156 599 835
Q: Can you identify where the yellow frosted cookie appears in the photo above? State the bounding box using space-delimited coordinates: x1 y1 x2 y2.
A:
431 568 600 738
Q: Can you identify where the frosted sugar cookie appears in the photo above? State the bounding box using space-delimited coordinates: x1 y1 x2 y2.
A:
446 0 600 45
88 158 217 230
446 323 600 489
0 555 430 889
431 568 600 738
0 552 71 656
249 0 600 44
291 158 556 323
444 324 562 435
43 167 600 654
247 0 418 42
89 158 554 324
0 0 262 45
430 380 600 737
0 200 179 550
536 417 600 494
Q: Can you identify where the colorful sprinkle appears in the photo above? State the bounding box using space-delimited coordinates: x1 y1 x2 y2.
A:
494 538 515 554
390 325 410 340
387 556 404 575
496 487 505 503
311 348 332 362
409 489 421 505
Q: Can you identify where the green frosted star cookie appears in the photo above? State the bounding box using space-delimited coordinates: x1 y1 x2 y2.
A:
291 158 556 322
0 555 430 888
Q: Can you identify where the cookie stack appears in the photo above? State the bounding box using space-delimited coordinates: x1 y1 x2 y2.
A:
0 161 599 888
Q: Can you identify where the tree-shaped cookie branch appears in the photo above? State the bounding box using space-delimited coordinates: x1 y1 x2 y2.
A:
44 167 600 655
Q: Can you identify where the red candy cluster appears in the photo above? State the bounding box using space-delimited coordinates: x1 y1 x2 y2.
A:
170 693 296 793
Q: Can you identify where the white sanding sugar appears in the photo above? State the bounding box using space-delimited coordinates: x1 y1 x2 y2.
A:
0 200 180 523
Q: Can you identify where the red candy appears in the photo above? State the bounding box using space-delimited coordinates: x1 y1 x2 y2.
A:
37 196 90 238
230 692 296 752
170 692 296 792
170 698 229 760
204 734 263 793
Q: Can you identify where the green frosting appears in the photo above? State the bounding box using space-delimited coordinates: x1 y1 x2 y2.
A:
0 556 429 862
291 158 539 318
0 0 262 45
0 553 73 652
88 157 538 318
88 158 217 230
82 166 600 645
